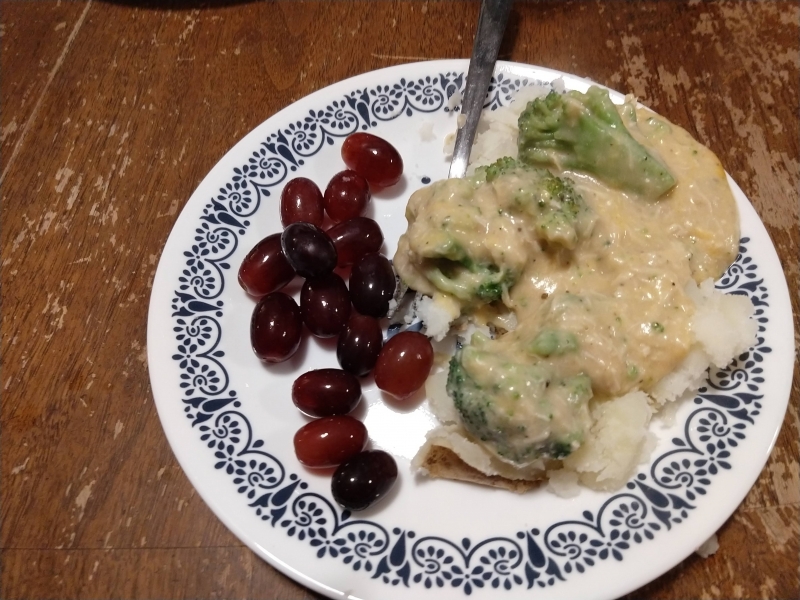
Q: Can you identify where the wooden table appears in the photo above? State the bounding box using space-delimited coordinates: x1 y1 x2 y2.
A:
2 1 798 598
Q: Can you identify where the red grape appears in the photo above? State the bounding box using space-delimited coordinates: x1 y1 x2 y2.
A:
281 222 337 278
327 217 384 267
281 177 324 227
293 416 367 468
323 170 370 223
250 292 302 363
300 272 351 338
238 233 295 297
341 133 404 189
337 314 383 377
331 450 398 511
292 369 362 417
374 331 433 399
349 253 396 318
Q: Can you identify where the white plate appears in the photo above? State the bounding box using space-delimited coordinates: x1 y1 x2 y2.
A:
147 60 794 600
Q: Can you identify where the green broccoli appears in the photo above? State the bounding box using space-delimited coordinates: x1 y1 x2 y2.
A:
517 87 676 200
482 158 595 249
527 170 592 248
403 159 594 305
483 156 523 182
529 329 579 357
446 340 592 463
422 255 515 304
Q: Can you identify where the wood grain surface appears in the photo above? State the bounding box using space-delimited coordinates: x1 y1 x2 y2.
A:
1 1 797 599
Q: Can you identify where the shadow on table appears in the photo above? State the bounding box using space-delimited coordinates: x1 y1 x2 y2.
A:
100 0 257 8
100 0 522 59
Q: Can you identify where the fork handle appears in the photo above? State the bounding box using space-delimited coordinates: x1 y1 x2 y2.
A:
449 0 513 179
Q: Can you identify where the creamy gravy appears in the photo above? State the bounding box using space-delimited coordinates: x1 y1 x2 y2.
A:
394 101 739 464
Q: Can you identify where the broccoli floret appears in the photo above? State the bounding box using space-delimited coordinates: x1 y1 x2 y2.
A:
530 174 590 248
517 87 676 200
483 156 525 182
546 440 574 460
483 157 595 249
423 257 514 304
447 353 489 432
447 350 533 460
446 343 592 463
529 329 579 357
402 159 595 306
476 280 503 303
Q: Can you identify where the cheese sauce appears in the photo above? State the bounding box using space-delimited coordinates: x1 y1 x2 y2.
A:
395 101 739 464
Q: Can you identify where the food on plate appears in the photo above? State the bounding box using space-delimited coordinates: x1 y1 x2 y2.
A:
341 132 404 188
280 177 325 227
336 314 384 377
349 253 397 318
280 221 338 279
293 415 368 468
250 292 303 363
324 169 371 223
374 331 434 399
300 272 351 338
327 216 385 267
394 159 595 305
240 131 406 511
291 369 362 418
237 233 296 297
518 87 676 200
394 85 757 493
331 450 399 511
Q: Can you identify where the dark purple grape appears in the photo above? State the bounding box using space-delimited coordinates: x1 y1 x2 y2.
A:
341 133 404 189
349 253 396 318
238 233 295 297
281 222 337 279
292 369 362 417
300 272 351 338
337 314 383 377
327 217 384 267
293 416 367 468
331 450 398 511
374 331 434 399
250 293 302 363
324 170 371 223
281 177 324 227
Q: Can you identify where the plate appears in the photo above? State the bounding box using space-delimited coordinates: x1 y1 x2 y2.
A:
147 60 794 600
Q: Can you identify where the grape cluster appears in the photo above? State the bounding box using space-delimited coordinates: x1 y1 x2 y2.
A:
238 133 432 511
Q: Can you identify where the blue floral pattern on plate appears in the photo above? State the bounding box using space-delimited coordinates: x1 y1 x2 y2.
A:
167 71 771 594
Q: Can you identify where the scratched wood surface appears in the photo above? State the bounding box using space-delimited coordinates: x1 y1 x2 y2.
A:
1 1 797 599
